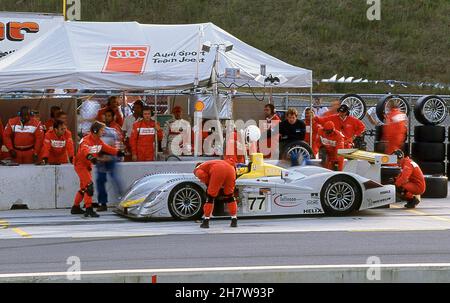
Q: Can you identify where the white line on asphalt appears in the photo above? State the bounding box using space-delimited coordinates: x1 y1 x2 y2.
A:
2 263 450 278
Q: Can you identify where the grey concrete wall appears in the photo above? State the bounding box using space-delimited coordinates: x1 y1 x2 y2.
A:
0 162 197 210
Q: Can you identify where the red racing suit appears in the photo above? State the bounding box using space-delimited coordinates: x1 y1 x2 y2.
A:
130 119 163 161
96 107 124 127
395 157 426 201
40 129 75 164
43 118 57 132
318 114 365 148
383 108 407 155
194 159 237 219
73 133 118 208
305 116 321 156
316 128 345 171
3 117 44 164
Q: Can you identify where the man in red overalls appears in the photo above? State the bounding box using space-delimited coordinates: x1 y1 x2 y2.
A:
40 120 74 164
194 159 237 228
3 106 44 164
316 121 345 171
71 122 124 217
383 102 408 155
392 149 426 209
43 106 61 132
318 104 365 148
304 107 321 157
130 106 163 161
96 96 124 127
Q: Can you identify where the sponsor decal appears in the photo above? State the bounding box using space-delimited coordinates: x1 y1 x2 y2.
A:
138 127 156 135
273 194 302 208
303 207 323 214
310 193 319 198
380 190 390 195
50 140 66 148
102 45 149 74
306 200 319 206
367 197 391 206
0 21 39 42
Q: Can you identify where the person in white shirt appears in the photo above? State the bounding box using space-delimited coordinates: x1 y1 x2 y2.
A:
162 106 191 156
367 106 383 126
301 97 328 119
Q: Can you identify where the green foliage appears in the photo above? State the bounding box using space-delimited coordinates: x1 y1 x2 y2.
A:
1 0 449 93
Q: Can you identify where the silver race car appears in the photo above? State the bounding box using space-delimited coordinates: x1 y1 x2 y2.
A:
114 153 395 220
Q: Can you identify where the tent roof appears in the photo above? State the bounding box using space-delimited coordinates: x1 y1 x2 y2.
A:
0 21 312 90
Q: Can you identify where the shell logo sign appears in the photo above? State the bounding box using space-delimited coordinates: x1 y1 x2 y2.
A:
194 100 205 112
0 22 39 42
102 46 150 74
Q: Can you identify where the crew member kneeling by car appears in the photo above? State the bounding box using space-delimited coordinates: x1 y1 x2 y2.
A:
194 158 237 228
71 122 125 218
392 149 426 209
316 121 345 171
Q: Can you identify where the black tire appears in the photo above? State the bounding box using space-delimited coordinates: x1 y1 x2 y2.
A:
375 125 383 141
374 141 386 153
280 140 314 161
414 125 445 143
414 95 447 126
320 175 362 216
166 154 182 161
340 94 366 120
412 142 445 162
422 175 448 199
168 182 206 220
380 166 401 185
416 161 445 175
376 95 410 122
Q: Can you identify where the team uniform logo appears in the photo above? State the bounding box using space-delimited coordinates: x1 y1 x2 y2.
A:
102 46 149 74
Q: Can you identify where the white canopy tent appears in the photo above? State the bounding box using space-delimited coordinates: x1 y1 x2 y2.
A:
0 21 312 90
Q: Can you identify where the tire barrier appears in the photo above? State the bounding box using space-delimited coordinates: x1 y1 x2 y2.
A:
412 142 445 162
414 125 446 143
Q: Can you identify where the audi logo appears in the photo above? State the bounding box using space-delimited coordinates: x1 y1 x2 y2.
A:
109 49 147 59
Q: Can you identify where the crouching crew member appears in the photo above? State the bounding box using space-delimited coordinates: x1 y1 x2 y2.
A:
71 122 125 218
194 159 238 228
3 106 44 164
40 120 74 164
393 149 426 209
316 121 345 171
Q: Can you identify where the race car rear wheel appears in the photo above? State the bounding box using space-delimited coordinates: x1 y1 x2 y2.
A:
320 175 362 216
168 182 206 220
281 140 314 161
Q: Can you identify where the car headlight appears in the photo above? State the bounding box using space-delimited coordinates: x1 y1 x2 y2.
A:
142 191 162 208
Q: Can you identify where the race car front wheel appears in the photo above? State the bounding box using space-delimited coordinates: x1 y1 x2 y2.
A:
320 175 362 216
168 182 206 220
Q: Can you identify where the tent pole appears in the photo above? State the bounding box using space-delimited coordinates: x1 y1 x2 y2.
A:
63 0 67 21
309 74 313 149
154 89 158 161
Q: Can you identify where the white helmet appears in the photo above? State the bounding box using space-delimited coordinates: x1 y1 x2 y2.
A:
244 125 261 144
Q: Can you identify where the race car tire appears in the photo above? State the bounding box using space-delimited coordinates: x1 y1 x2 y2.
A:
320 175 362 216
340 94 366 120
374 141 386 153
375 125 383 142
422 175 448 199
380 167 401 185
414 125 445 143
376 95 410 122
375 141 409 156
414 95 447 126
412 142 445 162
280 140 314 161
168 182 206 220
416 161 445 175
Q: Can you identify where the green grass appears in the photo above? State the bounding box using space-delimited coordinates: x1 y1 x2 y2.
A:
1 0 449 93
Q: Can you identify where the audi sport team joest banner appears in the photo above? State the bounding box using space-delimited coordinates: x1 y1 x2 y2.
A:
0 21 312 90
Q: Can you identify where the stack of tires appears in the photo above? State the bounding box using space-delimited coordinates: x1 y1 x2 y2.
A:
373 95 410 155
412 95 448 199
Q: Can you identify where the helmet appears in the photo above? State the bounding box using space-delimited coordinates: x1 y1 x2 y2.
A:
244 125 261 144
323 121 335 131
392 149 404 160
338 104 350 113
